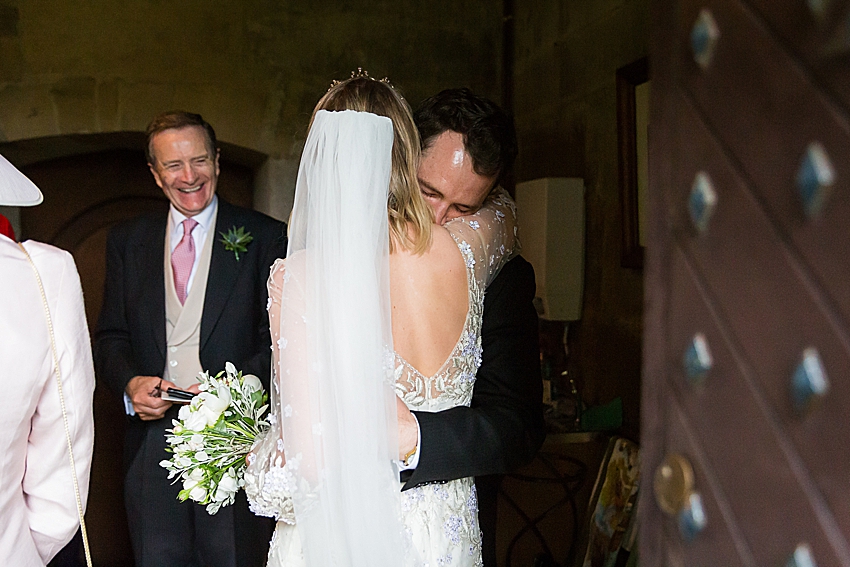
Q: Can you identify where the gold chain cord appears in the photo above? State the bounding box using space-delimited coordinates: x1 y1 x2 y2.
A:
18 242 93 567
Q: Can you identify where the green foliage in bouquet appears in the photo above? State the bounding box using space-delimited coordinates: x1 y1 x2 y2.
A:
160 362 269 514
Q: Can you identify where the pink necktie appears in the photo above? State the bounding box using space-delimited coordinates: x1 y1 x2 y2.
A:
172 218 198 304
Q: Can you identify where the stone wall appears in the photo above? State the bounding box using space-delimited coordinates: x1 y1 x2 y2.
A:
0 0 503 220
513 0 649 438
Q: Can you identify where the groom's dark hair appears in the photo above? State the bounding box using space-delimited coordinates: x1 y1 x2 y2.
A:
414 88 517 187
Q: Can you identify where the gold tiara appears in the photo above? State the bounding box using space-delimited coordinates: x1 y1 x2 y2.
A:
328 68 394 91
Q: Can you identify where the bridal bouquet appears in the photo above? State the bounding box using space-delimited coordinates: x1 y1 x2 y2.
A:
160 362 270 514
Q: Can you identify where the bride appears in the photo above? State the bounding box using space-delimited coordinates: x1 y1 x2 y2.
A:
244 73 518 567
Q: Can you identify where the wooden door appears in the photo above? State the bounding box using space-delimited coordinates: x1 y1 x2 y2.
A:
642 1 850 565
18 147 254 566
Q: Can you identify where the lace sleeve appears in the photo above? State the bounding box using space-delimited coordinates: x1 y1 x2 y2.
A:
444 187 520 289
243 258 296 524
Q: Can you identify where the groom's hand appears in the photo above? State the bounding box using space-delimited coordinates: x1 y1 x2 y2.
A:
126 375 176 421
397 396 419 461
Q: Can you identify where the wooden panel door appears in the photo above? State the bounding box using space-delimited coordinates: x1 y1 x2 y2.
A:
642 1 850 565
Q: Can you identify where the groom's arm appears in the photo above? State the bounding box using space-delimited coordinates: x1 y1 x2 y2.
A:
403 256 545 489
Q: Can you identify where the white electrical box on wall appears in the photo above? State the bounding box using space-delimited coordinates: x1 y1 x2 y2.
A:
514 177 585 321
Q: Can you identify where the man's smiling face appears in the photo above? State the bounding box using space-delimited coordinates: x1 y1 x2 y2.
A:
417 131 497 225
149 125 219 217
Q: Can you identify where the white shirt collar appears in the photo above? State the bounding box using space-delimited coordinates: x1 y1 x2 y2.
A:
169 194 218 233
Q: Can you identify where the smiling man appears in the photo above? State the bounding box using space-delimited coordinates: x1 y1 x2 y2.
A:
398 88 546 567
96 112 286 567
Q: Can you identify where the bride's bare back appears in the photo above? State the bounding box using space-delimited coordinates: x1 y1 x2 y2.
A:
390 225 468 378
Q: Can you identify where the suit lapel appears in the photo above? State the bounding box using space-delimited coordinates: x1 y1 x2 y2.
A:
138 214 168 361
201 199 240 351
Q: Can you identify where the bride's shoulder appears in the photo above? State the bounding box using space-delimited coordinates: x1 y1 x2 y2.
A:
417 223 464 257
267 251 306 296
391 224 463 272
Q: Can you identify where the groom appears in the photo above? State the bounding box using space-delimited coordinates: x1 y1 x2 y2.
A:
399 88 546 566
96 111 285 567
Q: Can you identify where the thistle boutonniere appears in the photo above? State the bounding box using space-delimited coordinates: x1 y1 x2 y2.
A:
219 226 253 261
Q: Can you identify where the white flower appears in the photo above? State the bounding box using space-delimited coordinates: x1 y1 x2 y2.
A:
225 361 237 377
212 384 233 411
195 451 209 462
242 374 262 392
217 469 239 497
178 404 192 421
198 407 222 428
189 485 208 503
182 468 205 493
183 410 209 432
212 486 229 503
213 469 239 503
194 384 232 428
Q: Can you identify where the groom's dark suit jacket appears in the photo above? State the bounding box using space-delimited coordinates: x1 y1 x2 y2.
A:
407 255 546 566
96 198 287 567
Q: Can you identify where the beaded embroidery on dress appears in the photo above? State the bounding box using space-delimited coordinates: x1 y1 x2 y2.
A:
394 189 517 567
245 189 519 567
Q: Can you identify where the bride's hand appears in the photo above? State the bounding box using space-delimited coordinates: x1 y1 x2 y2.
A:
396 395 419 461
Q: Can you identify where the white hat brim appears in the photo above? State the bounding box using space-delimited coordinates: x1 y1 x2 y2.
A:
0 153 43 207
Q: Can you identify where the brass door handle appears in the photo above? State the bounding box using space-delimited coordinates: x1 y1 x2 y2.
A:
654 453 694 515
654 453 707 540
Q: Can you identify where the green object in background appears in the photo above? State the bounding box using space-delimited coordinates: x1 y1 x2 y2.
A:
580 396 623 431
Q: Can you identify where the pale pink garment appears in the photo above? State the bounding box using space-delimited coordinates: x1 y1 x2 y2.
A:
0 236 95 565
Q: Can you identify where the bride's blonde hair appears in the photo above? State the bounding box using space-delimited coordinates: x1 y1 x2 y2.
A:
311 73 433 254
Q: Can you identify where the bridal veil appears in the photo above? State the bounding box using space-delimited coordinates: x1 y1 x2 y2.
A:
276 109 406 565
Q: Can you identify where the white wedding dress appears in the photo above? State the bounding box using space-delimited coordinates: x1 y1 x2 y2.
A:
243 109 518 567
